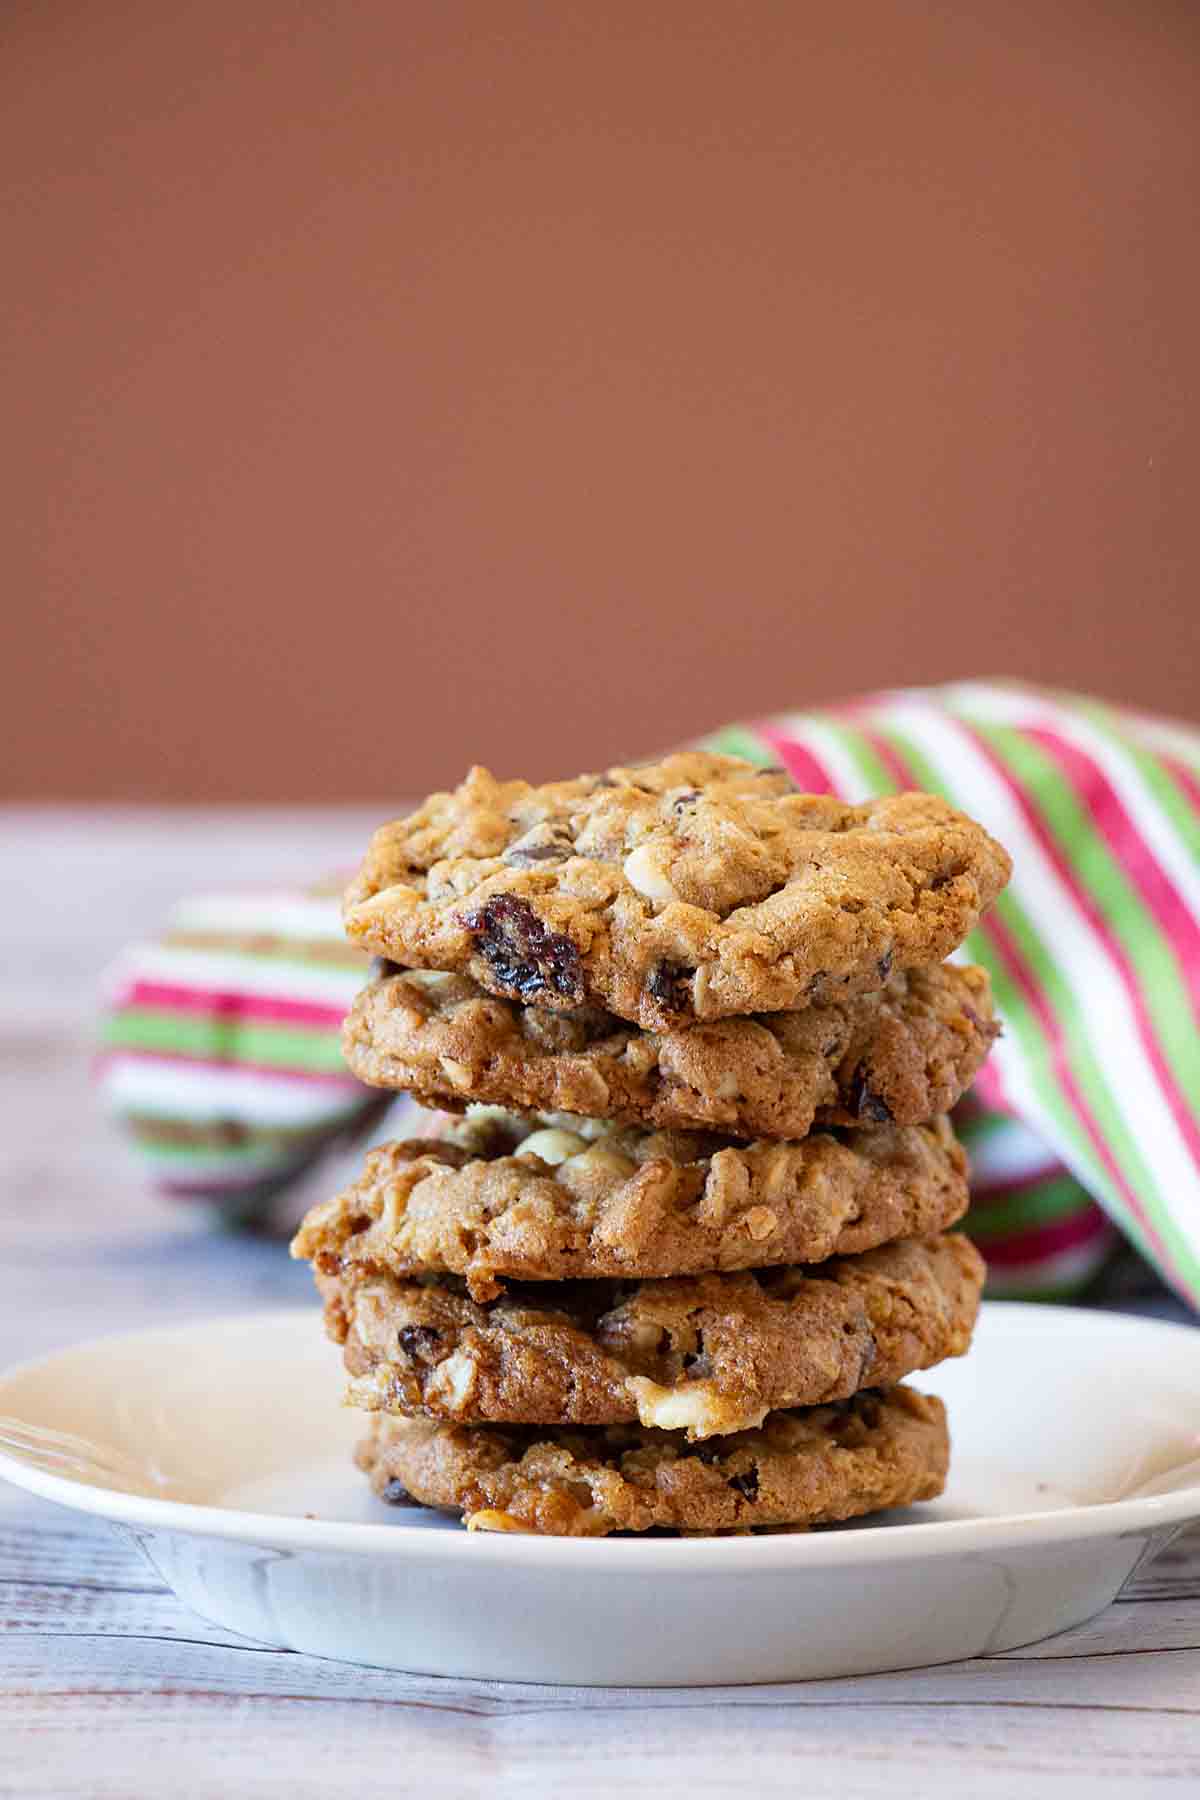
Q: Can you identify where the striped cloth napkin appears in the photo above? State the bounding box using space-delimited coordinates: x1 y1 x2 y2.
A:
97 681 1199 1306
703 680 1200 1307
96 883 390 1223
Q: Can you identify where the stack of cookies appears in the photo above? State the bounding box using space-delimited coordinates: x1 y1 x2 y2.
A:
293 754 1011 1536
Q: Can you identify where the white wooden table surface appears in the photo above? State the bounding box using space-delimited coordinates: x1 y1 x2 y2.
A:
2 809 1198 1799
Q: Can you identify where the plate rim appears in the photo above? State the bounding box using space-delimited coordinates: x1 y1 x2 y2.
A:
2 1300 1198 1570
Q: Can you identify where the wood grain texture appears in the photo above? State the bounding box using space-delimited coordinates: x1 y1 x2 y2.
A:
1 809 1198 1798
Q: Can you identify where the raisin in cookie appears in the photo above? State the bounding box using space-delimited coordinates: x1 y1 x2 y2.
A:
344 961 997 1139
291 1108 970 1301
320 1232 982 1438
357 1386 949 1535
342 755 1011 1029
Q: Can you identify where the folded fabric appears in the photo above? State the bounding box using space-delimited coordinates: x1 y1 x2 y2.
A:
96 882 398 1220
953 1099 1119 1299
702 680 1200 1308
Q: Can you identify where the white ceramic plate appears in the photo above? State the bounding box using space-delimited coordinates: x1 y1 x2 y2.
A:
1 1302 1198 1686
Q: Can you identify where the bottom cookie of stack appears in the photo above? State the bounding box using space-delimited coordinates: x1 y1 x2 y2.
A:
357 1386 949 1537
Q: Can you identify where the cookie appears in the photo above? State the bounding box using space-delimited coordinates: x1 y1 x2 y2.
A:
344 961 998 1139
291 1108 970 1301
342 754 1011 1029
319 1231 981 1437
356 1384 949 1535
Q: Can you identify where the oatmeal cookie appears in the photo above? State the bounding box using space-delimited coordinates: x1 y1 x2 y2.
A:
342 755 1011 1029
320 1232 982 1437
344 961 997 1138
291 1108 970 1301
356 1385 949 1535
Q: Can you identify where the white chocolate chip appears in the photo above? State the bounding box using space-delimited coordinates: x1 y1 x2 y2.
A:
578 1117 617 1142
537 1112 611 1141
465 1509 537 1533
561 1145 638 1180
518 1127 589 1165
427 1349 478 1413
465 1104 522 1129
627 1377 767 1439
622 844 681 906
438 1056 475 1091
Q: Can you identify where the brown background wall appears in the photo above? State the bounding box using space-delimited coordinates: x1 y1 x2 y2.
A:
5 0 1198 802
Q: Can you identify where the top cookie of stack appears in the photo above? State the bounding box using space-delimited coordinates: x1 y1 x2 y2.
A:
342 752 1011 1029
294 753 1010 1536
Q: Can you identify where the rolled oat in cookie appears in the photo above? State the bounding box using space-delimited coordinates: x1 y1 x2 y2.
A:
355 1385 950 1535
318 1232 983 1438
341 754 1011 1029
343 961 998 1139
291 1108 970 1300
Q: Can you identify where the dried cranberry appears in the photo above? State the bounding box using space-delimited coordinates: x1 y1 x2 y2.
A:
645 959 693 1014
460 894 582 1003
848 1064 894 1123
397 1325 441 1358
